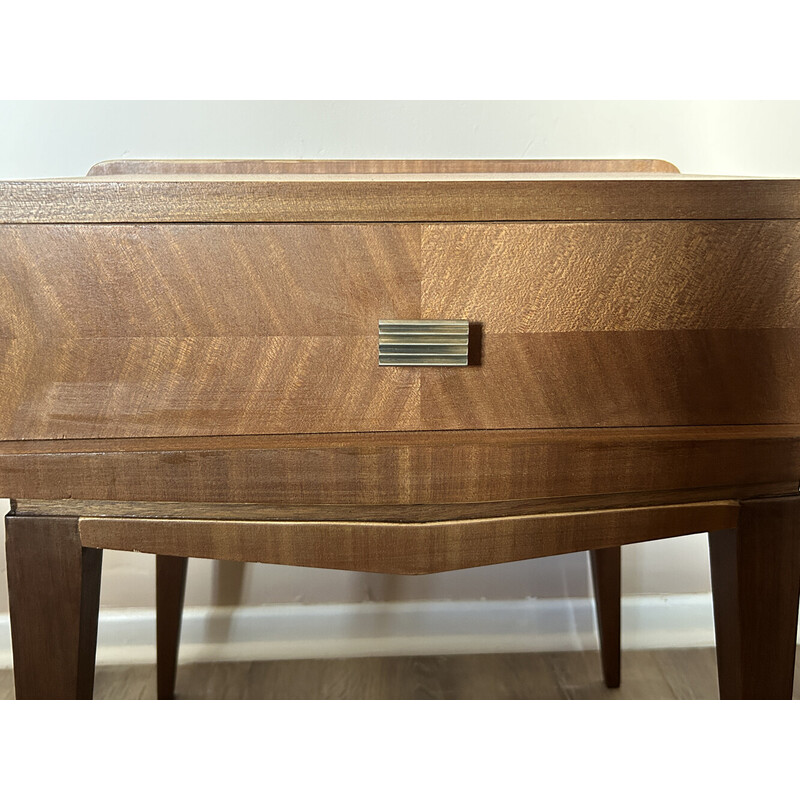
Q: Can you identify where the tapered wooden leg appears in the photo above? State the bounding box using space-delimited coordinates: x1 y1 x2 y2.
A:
590 546 621 688
709 496 800 700
157 554 188 699
5 515 102 700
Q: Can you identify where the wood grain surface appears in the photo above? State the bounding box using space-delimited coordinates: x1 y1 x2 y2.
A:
2 176 800 224
77 500 739 573
590 547 621 688
423 222 800 331
709 496 800 699
5 516 102 699
4 157 799 702
156 554 188 700
0 223 421 338
86 158 681 176
16 480 796 521
2 220 799 440
1 426 798 504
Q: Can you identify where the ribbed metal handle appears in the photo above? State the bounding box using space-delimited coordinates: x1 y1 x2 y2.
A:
378 319 469 366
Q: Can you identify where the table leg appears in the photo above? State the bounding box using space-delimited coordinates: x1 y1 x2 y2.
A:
590 546 621 688
709 496 800 699
156 554 188 700
5 515 102 700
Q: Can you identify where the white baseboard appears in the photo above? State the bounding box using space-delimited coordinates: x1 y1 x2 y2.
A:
0 593 731 668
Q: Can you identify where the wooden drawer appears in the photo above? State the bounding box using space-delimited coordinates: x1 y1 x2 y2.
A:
1 220 799 440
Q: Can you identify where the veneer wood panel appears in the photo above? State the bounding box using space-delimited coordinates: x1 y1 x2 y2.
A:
86 158 681 176
0 336 420 439
423 222 800 332
422 329 800 429
1 427 798 504
0 222 422 438
3 176 800 224
77 500 739 574
15 481 795 522
0 223 420 338
3 330 797 439
2 221 799 439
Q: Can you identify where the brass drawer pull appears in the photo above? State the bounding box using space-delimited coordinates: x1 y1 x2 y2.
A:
378 319 469 366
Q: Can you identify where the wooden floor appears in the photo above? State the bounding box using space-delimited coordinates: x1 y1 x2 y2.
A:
1 648 799 699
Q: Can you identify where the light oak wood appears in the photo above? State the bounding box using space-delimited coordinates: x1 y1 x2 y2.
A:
1 427 797 505
86 158 682 176
77 501 738 574
2 175 800 224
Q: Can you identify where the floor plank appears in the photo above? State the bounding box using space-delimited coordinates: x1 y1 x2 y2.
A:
1 647 798 700
438 653 566 700
93 665 155 700
549 650 678 699
651 648 720 700
0 668 15 700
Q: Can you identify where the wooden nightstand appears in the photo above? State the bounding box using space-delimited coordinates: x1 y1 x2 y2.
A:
2 158 799 699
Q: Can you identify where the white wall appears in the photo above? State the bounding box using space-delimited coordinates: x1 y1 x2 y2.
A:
1 100 798 621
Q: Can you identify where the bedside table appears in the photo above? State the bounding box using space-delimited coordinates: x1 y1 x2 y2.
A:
2 158 799 699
